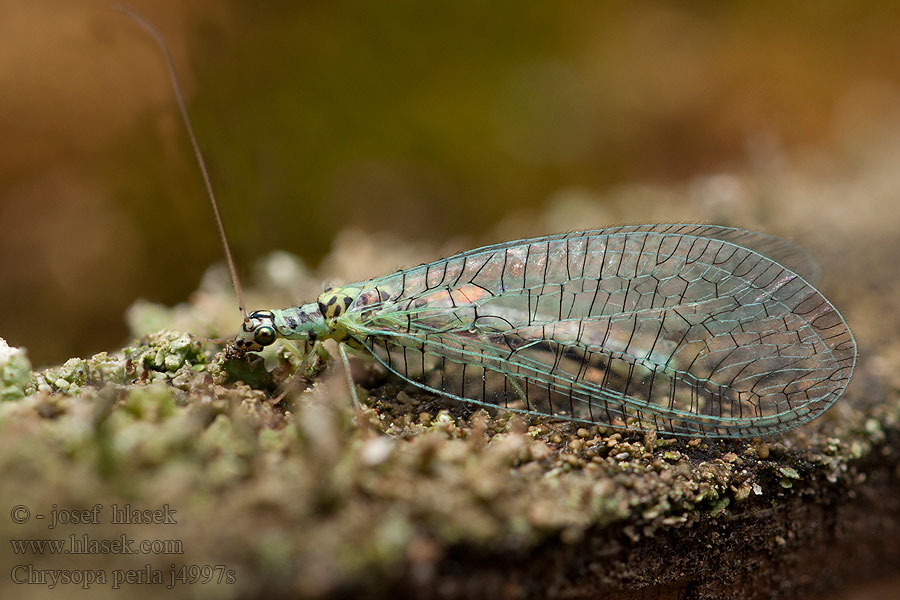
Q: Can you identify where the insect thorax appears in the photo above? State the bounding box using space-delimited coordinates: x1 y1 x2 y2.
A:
272 287 361 344
317 287 360 319
315 287 362 344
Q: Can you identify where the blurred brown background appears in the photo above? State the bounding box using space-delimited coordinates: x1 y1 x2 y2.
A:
2 0 900 366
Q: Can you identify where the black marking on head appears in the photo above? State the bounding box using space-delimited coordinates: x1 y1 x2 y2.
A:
343 296 353 308
327 295 338 306
332 304 343 317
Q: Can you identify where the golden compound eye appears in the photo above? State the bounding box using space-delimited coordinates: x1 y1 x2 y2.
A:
254 326 276 347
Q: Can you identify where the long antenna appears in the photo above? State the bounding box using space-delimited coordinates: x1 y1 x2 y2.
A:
115 4 249 322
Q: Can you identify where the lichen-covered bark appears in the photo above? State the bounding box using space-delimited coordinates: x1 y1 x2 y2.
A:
1 241 897 600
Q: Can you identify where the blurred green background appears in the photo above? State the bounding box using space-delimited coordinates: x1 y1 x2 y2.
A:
3 0 900 366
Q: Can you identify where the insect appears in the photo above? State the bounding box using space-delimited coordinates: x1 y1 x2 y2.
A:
227 225 857 438
121 7 856 439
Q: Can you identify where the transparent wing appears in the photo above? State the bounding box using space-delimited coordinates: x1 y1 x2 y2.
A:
341 225 856 438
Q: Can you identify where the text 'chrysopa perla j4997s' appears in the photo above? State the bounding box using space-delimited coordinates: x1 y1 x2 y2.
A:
119 6 856 439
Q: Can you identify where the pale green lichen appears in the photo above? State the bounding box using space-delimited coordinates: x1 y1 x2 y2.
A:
0 321 896 599
0 337 31 401
24 330 215 396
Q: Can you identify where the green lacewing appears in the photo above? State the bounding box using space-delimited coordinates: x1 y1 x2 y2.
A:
228 225 857 438
120 7 856 439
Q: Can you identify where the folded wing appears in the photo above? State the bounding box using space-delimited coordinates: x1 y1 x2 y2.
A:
344 225 856 438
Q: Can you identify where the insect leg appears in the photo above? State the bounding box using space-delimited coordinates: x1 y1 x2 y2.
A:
338 344 375 434
281 339 307 360
277 339 327 378
269 340 318 404
338 344 361 410
506 376 529 408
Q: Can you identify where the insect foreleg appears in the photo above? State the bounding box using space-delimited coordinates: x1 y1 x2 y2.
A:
281 339 307 361
278 339 326 378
